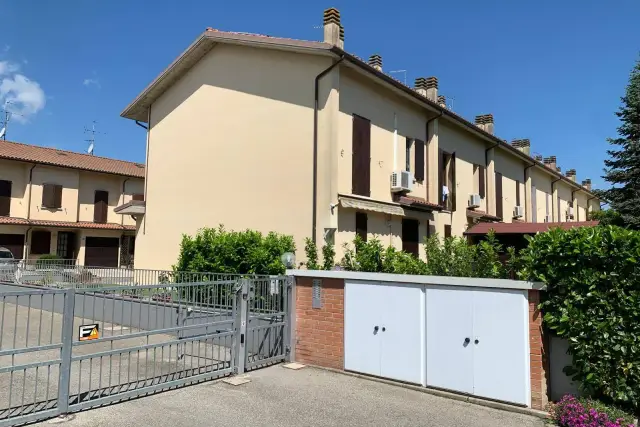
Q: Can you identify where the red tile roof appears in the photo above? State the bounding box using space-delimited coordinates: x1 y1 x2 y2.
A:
0 216 135 231
464 221 599 235
395 196 442 211
0 140 145 178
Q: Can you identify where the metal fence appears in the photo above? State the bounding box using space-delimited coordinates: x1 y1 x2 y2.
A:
0 275 291 426
0 260 243 289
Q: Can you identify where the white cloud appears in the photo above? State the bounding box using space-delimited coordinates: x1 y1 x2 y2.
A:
83 78 100 89
0 61 46 123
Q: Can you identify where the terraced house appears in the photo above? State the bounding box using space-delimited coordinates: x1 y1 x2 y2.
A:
0 140 145 267
121 7 600 270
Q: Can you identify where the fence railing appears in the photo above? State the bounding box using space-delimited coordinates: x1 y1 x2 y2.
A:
0 260 281 290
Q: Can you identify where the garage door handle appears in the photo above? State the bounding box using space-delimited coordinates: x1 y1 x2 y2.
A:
381 327 386 332
373 326 379 333
474 339 479 344
464 337 470 344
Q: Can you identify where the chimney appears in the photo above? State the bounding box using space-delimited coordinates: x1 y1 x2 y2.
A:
543 156 557 171
582 179 592 191
566 169 576 181
339 25 344 48
484 114 494 134
414 77 427 97
425 77 438 102
437 95 446 108
475 115 486 131
323 8 341 46
519 139 531 156
534 154 543 162
368 54 382 72
550 155 557 171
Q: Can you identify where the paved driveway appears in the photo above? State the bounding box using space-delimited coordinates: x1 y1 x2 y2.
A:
35 366 546 427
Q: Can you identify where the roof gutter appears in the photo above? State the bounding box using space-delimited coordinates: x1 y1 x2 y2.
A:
26 164 37 220
312 54 344 244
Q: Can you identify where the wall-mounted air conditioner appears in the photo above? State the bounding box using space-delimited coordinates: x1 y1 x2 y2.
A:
566 206 574 219
468 194 481 209
390 171 413 193
513 206 524 219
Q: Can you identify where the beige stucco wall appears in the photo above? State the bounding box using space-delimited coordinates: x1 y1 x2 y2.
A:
0 159 28 218
77 172 142 226
531 169 552 222
29 166 79 222
495 149 526 223
337 69 430 204
438 121 487 235
135 44 332 270
556 181 573 222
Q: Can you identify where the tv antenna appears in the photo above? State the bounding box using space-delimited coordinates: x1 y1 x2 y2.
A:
0 101 23 140
389 70 407 85
84 121 105 155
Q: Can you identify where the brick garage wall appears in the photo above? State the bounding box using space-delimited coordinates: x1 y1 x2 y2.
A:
294 277 344 370
529 289 550 410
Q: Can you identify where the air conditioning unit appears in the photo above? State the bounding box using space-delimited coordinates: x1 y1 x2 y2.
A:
513 206 524 219
567 206 574 219
468 194 481 209
390 171 413 193
544 215 551 223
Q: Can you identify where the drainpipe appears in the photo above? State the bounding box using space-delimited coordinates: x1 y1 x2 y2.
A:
551 178 562 222
312 55 344 244
26 164 37 220
484 143 499 167
524 162 535 221
23 227 32 260
120 178 130 225
135 121 148 130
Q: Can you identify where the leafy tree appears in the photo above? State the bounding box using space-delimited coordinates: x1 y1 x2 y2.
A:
597 58 640 229
519 226 640 413
589 209 626 227
303 238 320 270
321 242 336 271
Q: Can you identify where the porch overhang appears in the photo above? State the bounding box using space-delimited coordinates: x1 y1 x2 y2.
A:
466 209 502 223
114 200 146 216
393 195 442 213
338 194 404 216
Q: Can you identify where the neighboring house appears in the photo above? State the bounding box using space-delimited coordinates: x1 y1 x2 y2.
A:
0 140 145 267
119 7 600 270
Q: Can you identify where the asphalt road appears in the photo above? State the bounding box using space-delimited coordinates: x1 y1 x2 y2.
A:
33 365 547 427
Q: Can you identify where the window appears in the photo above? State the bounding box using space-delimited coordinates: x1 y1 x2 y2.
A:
438 151 456 211
42 184 62 209
0 179 11 216
405 138 412 172
495 172 503 219
94 190 109 223
402 218 419 257
444 224 452 238
352 115 371 196
516 180 521 206
132 194 144 201
414 139 425 182
355 212 367 242
30 230 51 255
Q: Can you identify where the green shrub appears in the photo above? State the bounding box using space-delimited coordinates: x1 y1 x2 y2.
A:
35 254 63 268
321 243 335 271
550 394 635 426
174 225 295 275
304 238 320 270
519 226 640 412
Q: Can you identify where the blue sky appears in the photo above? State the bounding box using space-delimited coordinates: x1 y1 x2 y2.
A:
0 0 638 191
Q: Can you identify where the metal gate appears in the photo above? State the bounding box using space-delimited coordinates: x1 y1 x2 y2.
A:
0 275 291 426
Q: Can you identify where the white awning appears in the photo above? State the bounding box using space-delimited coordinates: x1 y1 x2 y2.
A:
339 195 405 216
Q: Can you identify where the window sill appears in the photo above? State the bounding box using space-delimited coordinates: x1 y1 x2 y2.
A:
41 206 63 211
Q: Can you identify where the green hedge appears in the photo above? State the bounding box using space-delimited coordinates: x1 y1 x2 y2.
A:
174 226 295 275
519 226 640 412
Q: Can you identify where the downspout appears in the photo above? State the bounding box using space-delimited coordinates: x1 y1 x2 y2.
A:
120 178 130 225
26 164 37 220
484 143 499 167
551 178 562 222
312 55 344 244
135 121 148 130
524 162 535 221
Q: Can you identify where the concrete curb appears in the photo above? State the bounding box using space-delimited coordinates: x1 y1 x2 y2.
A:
297 364 550 420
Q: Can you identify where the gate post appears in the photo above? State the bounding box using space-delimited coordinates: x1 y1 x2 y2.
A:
57 288 75 414
235 278 249 374
284 276 293 362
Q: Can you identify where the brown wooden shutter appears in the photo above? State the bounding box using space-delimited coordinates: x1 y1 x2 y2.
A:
516 180 521 206
53 185 62 209
495 172 503 219
438 149 444 206
352 115 371 196
444 224 452 238
414 139 425 181
94 190 109 223
132 194 144 201
355 212 367 242
479 166 486 199
402 219 420 257
0 180 11 216
450 152 457 212
42 184 54 208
